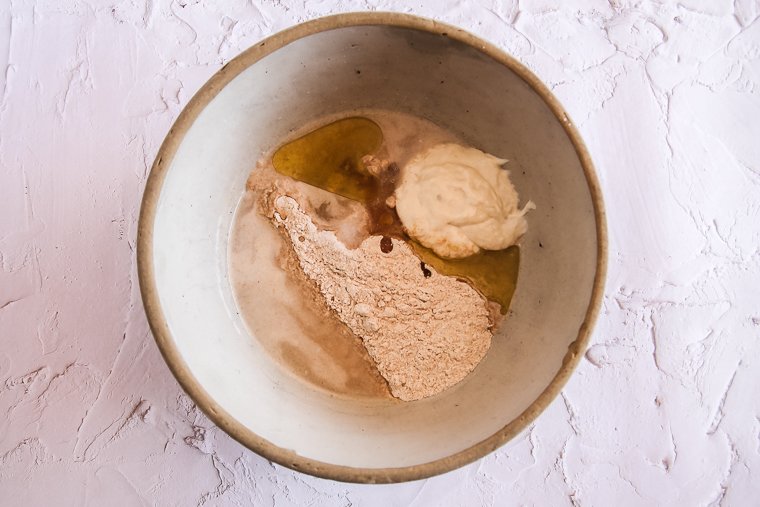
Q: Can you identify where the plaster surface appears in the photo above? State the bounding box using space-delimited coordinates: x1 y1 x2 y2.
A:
1 1 759 505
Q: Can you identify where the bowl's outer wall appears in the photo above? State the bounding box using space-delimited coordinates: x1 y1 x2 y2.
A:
138 12 607 483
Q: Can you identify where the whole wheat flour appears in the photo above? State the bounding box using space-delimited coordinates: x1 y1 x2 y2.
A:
272 195 493 401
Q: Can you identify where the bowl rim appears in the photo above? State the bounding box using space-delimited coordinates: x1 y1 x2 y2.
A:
137 11 608 484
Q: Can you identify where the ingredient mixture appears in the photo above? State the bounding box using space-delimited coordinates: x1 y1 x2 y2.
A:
229 111 532 401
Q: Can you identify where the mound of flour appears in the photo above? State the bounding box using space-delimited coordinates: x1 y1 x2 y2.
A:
272 195 492 401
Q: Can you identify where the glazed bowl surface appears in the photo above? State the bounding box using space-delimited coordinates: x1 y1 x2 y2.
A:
137 12 606 483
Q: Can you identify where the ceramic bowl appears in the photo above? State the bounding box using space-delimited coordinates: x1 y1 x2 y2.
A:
137 12 606 483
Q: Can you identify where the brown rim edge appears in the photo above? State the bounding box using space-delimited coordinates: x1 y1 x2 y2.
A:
137 12 608 484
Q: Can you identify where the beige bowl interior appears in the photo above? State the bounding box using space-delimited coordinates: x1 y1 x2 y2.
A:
139 14 605 483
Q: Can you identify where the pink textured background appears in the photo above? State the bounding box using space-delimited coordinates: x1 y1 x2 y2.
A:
1 1 759 505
